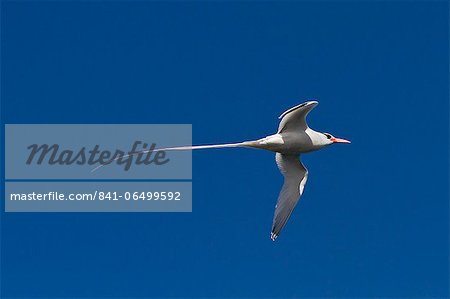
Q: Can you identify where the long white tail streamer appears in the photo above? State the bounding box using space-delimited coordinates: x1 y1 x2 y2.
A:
90 141 255 173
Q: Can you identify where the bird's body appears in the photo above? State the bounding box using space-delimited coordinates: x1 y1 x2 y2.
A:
94 100 350 240
203 101 344 155
249 129 325 154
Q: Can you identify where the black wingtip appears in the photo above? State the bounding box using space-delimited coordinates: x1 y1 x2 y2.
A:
270 232 278 241
278 101 319 119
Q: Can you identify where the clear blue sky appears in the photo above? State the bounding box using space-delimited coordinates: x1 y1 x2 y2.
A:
1 1 448 298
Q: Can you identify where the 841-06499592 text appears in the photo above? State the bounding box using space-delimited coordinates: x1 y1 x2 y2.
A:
98 191 181 201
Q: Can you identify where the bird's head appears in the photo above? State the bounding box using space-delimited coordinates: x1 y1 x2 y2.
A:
321 132 351 146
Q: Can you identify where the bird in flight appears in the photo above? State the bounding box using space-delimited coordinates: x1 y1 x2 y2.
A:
95 101 350 240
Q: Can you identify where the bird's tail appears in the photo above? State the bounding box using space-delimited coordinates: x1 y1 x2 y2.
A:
150 141 257 151
91 140 260 172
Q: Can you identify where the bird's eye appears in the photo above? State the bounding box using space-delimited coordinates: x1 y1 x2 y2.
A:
323 133 332 139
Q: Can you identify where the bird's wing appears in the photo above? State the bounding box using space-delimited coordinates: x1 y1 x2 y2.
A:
277 101 318 133
271 153 308 241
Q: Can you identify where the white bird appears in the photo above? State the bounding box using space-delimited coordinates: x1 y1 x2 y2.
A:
95 101 350 240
